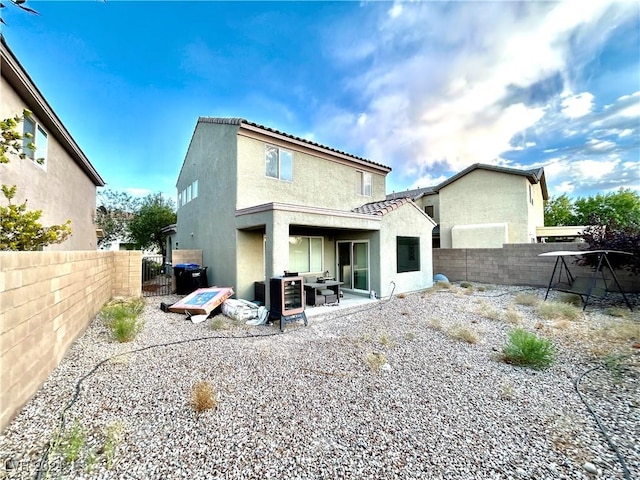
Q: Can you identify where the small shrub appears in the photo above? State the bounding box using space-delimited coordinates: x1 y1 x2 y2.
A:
405 332 416 341
450 325 478 344
514 293 540 306
502 328 556 369
425 282 452 295
477 285 487 292
500 383 514 400
459 282 473 290
103 421 124 469
605 307 629 318
397 293 407 299
536 301 581 321
559 293 582 307
366 352 387 371
101 298 145 343
60 421 85 464
504 307 523 324
476 303 500 321
211 318 228 330
603 353 631 381
191 381 217 413
379 333 394 347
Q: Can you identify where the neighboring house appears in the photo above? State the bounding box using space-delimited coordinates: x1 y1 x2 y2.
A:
388 164 548 248
175 117 435 303
0 35 104 250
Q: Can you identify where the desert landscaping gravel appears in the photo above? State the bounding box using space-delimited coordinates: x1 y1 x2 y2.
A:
1 283 638 480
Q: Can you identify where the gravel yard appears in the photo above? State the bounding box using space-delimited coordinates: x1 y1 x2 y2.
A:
1 283 638 480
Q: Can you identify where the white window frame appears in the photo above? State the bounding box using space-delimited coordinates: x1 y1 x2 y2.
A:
23 115 48 169
357 170 372 196
265 144 293 181
289 236 324 274
178 180 199 208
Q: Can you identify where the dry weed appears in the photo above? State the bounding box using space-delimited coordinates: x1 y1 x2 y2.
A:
191 381 217 413
366 352 388 371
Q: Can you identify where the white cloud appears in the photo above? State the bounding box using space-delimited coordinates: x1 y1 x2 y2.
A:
574 159 618 179
388 2 403 19
124 188 152 198
555 181 576 194
318 0 637 192
561 92 594 118
585 139 616 152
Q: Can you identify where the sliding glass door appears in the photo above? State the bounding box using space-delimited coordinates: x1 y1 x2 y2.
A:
337 241 369 292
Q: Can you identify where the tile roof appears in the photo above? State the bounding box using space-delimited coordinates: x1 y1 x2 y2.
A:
198 117 391 171
386 163 548 200
352 198 411 216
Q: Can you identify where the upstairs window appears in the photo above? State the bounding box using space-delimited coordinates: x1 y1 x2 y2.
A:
23 116 48 169
529 184 534 205
357 171 372 196
424 205 434 218
265 145 293 181
178 179 198 208
397 236 420 273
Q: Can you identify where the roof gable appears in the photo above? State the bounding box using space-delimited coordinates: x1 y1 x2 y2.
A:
387 163 548 201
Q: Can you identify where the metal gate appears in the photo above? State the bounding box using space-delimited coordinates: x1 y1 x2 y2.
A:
142 255 172 297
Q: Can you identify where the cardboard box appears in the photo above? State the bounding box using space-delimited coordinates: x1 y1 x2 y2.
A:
168 287 234 315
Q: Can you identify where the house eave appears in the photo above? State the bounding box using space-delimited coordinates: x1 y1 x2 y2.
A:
235 202 383 221
1 35 105 187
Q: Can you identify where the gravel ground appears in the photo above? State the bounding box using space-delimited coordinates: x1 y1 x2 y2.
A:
1 283 638 480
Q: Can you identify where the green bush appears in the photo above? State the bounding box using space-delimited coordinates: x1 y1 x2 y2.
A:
101 298 145 342
502 328 556 369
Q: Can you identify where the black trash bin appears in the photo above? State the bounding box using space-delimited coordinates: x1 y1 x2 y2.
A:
174 263 206 295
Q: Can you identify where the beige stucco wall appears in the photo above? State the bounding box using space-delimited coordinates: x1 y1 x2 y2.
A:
0 250 141 432
439 170 539 248
527 181 545 240
378 204 435 297
451 223 508 248
1 76 98 251
176 122 239 290
177 120 391 304
413 193 440 223
236 133 386 211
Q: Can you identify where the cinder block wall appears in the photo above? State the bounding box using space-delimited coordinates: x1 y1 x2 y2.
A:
0 250 142 432
433 244 639 292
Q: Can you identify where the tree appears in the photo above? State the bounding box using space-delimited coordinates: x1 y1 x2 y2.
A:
0 0 39 25
1 111 72 250
574 190 640 227
128 193 176 261
580 222 640 275
95 189 141 248
544 193 576 226
544 189 640 228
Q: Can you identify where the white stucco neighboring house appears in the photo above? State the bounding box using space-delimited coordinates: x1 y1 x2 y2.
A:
175 117 436 306
388 164 548 248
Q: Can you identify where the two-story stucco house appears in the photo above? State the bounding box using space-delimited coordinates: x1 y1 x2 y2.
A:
0 35 104 250
175 117 435 304
388 164 548 248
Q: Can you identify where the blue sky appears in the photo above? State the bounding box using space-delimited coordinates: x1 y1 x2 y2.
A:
2 0 639 204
